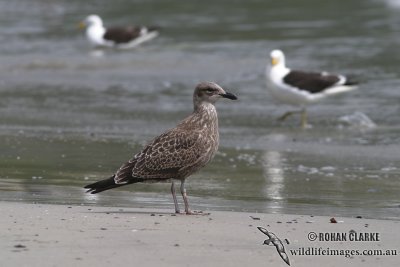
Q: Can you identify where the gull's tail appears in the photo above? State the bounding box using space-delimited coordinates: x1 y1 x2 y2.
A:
84 176 125 194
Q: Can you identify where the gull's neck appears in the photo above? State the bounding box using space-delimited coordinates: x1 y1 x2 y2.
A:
86 23 106 45
179 101 218 131
270 61 290 80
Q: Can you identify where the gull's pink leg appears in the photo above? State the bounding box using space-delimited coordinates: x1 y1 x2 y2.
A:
171 180 180 214
180 180 209 215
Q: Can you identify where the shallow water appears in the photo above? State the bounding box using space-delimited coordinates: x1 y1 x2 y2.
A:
0 0 400 219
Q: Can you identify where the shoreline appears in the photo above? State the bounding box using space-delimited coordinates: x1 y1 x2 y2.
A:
1 201 399 267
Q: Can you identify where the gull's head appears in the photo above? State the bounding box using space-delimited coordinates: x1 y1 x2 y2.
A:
194 82 237 106
270 49 285 67
79 14 103 29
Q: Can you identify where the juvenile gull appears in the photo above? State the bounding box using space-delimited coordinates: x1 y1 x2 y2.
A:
84 82 237 215
267 49 358 128
79 14 159 49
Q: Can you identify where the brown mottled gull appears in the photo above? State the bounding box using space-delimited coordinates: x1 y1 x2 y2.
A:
84 82 237 215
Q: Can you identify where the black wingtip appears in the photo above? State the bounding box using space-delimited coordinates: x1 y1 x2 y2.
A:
148 25 161 32
344 75 361 86
345 79 359 86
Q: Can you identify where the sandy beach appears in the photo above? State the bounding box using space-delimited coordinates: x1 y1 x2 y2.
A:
0 202 398 267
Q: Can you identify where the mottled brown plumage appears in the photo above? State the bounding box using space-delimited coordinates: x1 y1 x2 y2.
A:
84 82 237 214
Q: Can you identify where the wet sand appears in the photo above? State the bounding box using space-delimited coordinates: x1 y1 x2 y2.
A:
0 202 398 267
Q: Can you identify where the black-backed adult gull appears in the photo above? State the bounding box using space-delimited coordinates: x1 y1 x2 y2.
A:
79 14 159 49
267 49 358 128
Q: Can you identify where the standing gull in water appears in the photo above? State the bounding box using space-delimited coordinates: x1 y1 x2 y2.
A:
84 82 237 215
79 14 159 49
266 49 358 128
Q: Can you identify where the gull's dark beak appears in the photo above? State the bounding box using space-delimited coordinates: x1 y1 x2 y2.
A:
220 92 238 100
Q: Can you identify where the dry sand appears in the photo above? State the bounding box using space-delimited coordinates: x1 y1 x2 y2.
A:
0 202 398 267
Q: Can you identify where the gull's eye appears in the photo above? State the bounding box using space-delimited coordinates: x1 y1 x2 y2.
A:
206 88 215 93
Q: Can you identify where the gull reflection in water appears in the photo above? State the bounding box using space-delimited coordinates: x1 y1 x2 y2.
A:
262 150 286 210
